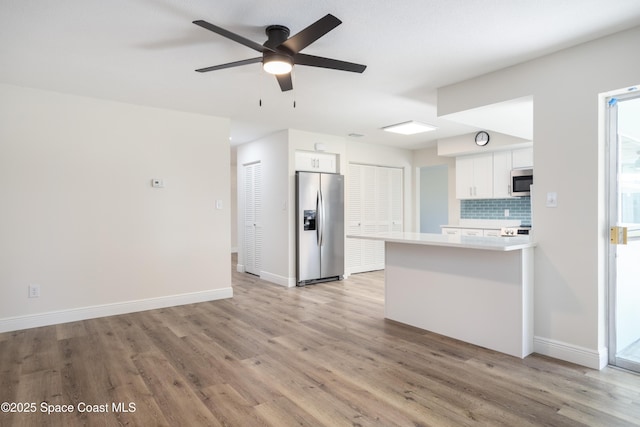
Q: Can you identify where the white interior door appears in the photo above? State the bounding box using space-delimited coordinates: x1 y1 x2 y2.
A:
243 162 262 276
608 92 640 373
347 164 403 274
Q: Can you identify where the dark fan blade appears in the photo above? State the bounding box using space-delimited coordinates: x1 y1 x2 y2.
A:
193 20 275 53
276 73 293 92
280 14 341 54
195 57 262 73
294 53 366 73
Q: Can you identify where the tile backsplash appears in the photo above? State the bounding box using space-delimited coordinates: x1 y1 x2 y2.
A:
461 197 531 225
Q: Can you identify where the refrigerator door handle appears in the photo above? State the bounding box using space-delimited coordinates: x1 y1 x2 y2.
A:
318 188 325 247
316 190 321 246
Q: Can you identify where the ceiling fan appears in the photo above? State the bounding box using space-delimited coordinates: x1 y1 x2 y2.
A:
193 14 367 92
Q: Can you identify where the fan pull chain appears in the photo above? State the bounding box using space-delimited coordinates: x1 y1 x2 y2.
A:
259 66 264 107
292 69 296 108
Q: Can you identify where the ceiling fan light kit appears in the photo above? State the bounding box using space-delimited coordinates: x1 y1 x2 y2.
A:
193 14 366 92
263 53 293 75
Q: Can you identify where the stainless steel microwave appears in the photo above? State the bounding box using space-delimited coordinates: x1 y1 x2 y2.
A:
511 168 533 197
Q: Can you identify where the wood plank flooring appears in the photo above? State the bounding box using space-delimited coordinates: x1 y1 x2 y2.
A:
1 256 640 426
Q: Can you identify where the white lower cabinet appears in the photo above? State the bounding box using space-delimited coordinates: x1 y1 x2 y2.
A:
442 227 502 237
441 228 461 236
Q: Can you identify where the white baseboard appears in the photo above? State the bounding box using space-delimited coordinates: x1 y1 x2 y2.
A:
260 270 296 288
236 264 245 273
534 336 608 370
230 247 238 253
0 287 233 334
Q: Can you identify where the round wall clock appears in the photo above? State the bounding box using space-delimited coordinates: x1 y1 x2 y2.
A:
475 131 490 146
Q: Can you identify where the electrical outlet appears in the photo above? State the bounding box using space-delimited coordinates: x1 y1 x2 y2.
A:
28 284 41 298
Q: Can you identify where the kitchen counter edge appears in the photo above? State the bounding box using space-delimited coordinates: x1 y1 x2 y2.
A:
347 232 535 252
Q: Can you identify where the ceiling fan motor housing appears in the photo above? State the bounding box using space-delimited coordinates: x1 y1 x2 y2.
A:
264 25 290 48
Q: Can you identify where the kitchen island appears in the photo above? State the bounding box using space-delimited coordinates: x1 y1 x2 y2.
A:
347 232 535 358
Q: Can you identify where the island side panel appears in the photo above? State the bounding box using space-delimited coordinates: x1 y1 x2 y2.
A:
384 242 533 358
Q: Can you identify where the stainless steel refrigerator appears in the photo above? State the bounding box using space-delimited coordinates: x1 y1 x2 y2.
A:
296 171 344 285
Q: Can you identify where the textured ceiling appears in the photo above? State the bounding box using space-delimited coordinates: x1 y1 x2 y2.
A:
1 0 640 149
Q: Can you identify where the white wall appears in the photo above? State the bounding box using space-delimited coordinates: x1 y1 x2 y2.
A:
413 147 458 228
437 26 640 369
436 131 531 157
0 84 232 332
230 147 238 252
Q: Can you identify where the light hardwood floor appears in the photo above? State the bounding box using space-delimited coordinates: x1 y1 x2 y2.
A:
1 256 640 426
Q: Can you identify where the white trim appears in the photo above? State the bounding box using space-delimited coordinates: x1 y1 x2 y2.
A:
230 246 238 253
260 270 296 288
236 263 245 273
534 336 608 370
0 287 233 333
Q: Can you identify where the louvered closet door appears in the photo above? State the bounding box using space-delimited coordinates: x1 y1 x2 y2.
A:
346 164 363 270
244 162 262 276
347 164 403 274
361 165 381 271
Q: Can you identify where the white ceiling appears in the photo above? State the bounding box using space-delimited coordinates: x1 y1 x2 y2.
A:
2 1 640 149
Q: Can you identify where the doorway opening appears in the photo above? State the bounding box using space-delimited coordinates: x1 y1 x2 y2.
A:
607 88 640 373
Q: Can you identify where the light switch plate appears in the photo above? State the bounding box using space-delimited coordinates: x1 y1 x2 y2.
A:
546 192 558 207
151 178 164 188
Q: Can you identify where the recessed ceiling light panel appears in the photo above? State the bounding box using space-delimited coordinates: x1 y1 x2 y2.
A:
382 120 437 135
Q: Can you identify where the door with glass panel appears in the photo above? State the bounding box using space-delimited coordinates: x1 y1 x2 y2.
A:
608 91 640 373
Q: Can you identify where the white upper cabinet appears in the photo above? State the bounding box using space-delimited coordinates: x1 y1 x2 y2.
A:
295 151 337 173
455 147 533 200
455 153 493 199
512 147 533 169
493 151 513 198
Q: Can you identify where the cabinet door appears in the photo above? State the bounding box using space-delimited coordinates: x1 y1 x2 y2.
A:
455 156 476 199
456 154 493 199
461 228 483 237
442 228 461 236
473 154 493 198
483 229 501 237
295 151 337 173
316 153 337 173
512 147 533 168
493 151 513 198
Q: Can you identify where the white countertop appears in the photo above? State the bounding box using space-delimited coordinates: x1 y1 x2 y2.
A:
347 231 535 251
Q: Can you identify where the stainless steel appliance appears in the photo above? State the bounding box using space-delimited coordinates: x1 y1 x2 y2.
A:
296 171 344 285
511 168 533 197
500 226 531 237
